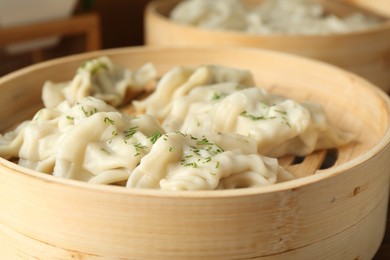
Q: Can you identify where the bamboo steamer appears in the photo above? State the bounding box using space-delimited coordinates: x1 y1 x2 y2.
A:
0 46 390 259
145 0 390 92
342 0 390 17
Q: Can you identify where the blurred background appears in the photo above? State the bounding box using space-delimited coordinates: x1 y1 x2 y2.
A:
0 0 153 76
0 0 388 77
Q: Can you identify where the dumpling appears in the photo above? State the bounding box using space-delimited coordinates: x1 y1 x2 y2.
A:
159 83 354 157
42 56 157 108
1 97 165 185
170 0 380 35
0 121 30 159
126 132 293 191
133 64 254 118
162 81 248 132
170 0 248 31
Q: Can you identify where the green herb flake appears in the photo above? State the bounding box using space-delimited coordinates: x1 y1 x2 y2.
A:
214 145 225 154
133 143 148 156
104 117 115 125
192 149 201 156
182 162 198 168
240 110 266 121
177 132 187 137
100 148 111 155
212 92 227 100
81 60 109 75
196 137 212 146
91 62 108 75
275 109 287 115
66 116 74 121
149 130 162 144
81 106 97 117
215 161 220 169
124 126 138 141
240 110 280 121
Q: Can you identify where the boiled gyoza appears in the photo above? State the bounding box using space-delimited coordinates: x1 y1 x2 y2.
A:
133 64 254 119
136 65 354 157
0 58 357 190
127 132 293 190
170 0 380 35
42 56 157 108
170 0 248 31
0 97 164 184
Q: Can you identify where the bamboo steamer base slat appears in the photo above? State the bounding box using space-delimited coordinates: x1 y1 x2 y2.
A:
0 47 390 259
145 0 390 92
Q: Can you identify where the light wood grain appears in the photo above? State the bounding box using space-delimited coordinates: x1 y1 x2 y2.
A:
145 0 390 91
0 47 390 259
342 0 390 17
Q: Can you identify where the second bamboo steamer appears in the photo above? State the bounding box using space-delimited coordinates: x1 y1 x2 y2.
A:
145 0 390 91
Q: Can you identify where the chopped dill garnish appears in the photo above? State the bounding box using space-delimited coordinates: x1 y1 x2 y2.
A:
81 60 109 75
149 130 162 144
176 132 187 137
240 110 279 121
182 162 198 168
104 117 115 125
192 149 201 156
81 106 97 117
212 92 227 100
214 145 224 154
196 137 213 146
240 110 266 121
124 126 138 142
91 62 108 75
275 109 287 115
133 143 148 156
100 148 111 155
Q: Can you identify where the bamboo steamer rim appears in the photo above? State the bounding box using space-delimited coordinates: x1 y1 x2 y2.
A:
147 0 390 39
1 45 390 198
